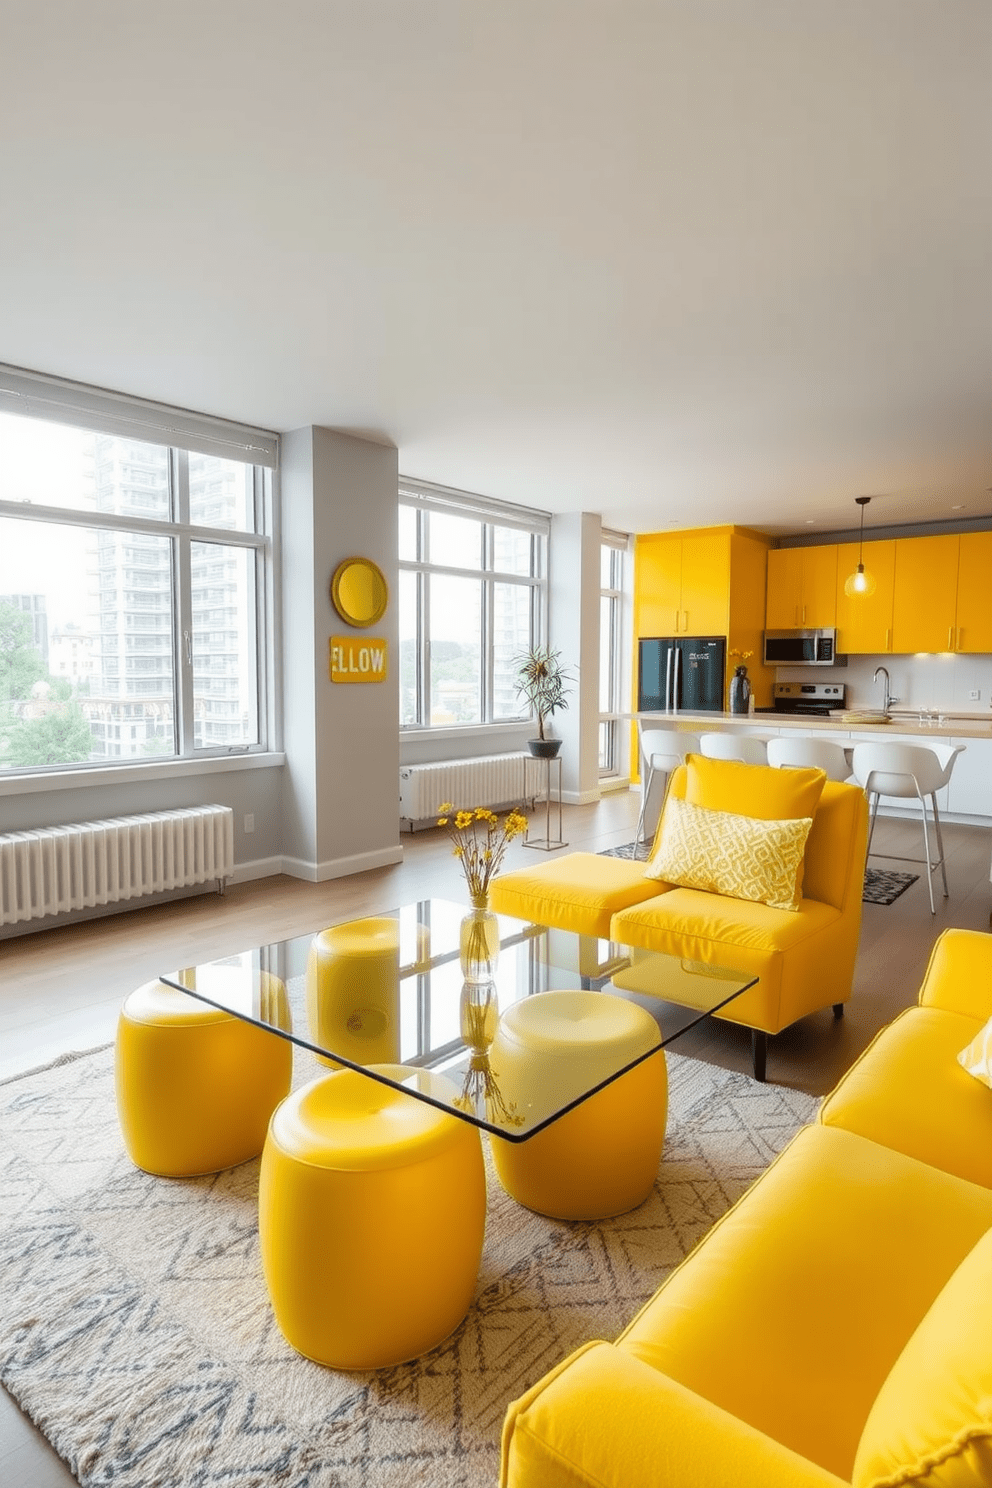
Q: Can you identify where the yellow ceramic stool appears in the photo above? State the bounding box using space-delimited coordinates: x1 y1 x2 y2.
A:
489 990 667 1220
259 1064 486 1369
116 975 293 1177
305 917 400 1066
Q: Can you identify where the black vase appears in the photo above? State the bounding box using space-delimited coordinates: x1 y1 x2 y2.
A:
729 667 751 715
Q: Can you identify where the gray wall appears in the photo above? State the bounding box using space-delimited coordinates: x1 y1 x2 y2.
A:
280 427 402 880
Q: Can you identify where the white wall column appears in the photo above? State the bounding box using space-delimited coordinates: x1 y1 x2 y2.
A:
550 511 602 805
281 427 402 879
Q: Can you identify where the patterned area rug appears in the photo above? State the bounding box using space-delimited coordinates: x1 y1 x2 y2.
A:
599 842 920 905
0 1041 817 1488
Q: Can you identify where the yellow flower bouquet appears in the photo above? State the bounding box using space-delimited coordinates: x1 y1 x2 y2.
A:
437 802 528 985
436 803 529 909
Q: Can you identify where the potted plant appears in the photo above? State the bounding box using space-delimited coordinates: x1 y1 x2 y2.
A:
513 645 574 757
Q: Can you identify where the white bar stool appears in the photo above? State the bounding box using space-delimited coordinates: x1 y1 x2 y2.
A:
850 742 965 915
698 732 768 766
766 736 852 782
634 726 699 845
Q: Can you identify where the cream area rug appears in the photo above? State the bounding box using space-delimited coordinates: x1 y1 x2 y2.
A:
0 1039 818 1488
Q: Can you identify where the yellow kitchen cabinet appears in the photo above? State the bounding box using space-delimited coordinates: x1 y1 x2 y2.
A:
679 529 732 635
835 539 896 654
892 534 959 653
765 545 837 628
634 529 731 637
954 531 992 653
633 533 683 637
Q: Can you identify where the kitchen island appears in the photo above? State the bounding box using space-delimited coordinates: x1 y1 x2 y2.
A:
635 709 992 824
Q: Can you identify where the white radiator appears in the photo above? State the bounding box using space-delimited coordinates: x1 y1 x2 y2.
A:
400 753 529 824
0 805 235 927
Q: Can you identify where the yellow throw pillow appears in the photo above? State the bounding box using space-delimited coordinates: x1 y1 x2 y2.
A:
957 1017 992 1090
852 1228 992 1488
684 753 827 821
643 795 813 911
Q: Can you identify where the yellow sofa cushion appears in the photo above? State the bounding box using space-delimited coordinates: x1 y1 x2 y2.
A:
684 753 827 822
819 1006 992 1188
678 754 828 898
616 1124 992 1481
645 795 813 911
957 1015 992 1090
488 853 666 939
613 885 839 957
919 929 992 1022
852 1227 992 1488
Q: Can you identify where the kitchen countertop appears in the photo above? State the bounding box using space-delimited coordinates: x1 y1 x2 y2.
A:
639 710 992 740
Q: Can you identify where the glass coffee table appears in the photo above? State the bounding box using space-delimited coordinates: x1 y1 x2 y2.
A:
159 898 757 1143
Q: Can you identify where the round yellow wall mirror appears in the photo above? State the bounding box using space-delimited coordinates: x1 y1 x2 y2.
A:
330 557 389 628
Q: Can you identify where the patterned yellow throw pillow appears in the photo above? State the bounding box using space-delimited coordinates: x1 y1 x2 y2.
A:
644 795 813 911
957 1016 992 1089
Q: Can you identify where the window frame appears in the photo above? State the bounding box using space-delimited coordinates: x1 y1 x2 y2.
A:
398 480 550 734
599 533 629 777
0 367 277 780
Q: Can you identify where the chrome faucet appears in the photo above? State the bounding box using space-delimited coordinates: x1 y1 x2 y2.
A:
873 665 899 714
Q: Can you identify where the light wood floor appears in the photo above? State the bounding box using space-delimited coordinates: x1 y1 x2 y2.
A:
2 790 990 1486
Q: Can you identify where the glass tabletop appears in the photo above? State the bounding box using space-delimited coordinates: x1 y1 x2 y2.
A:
159 898 757 1142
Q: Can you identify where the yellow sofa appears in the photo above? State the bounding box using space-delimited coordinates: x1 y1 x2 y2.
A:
500 928 992 1488
491 758 869 1080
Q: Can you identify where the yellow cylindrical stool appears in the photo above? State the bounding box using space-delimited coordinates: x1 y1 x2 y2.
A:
489 990 667 1220
259 1065 486 1369
116 975 293 1177
306 917 401 1067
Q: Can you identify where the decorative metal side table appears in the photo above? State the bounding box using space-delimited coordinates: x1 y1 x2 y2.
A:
522 754 567 851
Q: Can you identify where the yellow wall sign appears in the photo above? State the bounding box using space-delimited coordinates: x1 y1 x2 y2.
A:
330 636 388 683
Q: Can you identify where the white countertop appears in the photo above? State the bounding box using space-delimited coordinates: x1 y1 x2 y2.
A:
639 710 992 740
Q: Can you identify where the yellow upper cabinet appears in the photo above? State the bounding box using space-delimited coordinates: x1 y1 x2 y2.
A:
635 529 730 637
679 529 732 634
634 533 683 637
892 535 960 653
955 531 992 653
835 540 896 654
765 545 837 629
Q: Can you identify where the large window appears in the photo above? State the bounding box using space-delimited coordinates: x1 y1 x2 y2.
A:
398 483 548 729
0 378 273 775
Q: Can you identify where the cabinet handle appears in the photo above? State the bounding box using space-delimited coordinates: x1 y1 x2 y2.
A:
802 605 807 624
675 610 680 633
948 625 954 650
682 610 688 632
885 628 891 651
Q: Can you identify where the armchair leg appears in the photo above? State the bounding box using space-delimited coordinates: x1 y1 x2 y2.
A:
833 1003 844 1019
750 1029 767 1083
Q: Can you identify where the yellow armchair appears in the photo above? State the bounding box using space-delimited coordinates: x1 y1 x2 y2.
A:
491 760 869 1080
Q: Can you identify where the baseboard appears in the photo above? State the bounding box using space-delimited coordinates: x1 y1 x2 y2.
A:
229 855 284 884
561 787 606 806
281 844 405 882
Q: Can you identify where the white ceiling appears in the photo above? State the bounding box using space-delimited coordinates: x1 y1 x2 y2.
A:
2 1 991 536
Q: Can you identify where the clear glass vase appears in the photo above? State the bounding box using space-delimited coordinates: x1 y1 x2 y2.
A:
459 903 500 984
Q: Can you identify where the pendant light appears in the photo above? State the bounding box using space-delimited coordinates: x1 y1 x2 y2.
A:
844 496 877 597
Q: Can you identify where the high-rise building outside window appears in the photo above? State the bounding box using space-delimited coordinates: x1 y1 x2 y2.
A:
0 372 274 775
399 481 549 730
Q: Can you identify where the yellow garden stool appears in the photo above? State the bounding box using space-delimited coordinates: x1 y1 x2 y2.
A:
259 1064 486 1369
115 974 292 1177
489 989 667 1220
305 916 401 1067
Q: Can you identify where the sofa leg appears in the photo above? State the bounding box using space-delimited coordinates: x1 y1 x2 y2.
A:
751 1030 767 1083
833 1003 844 1019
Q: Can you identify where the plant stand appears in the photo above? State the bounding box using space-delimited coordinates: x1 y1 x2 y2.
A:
522 754 567 851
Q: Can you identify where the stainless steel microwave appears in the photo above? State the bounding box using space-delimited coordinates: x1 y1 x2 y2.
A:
763 629 843 667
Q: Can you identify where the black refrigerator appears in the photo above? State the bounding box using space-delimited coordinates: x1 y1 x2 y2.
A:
637 636 726 713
